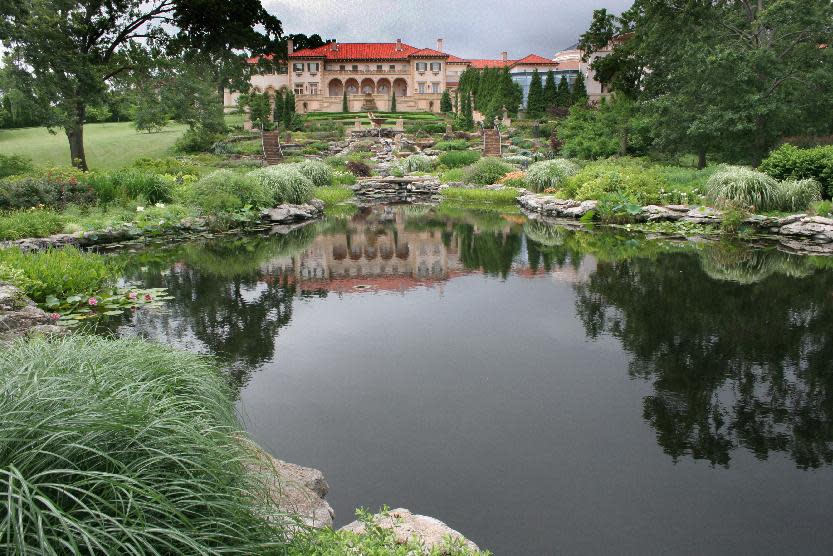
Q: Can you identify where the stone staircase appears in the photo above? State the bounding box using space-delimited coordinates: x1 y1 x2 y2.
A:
483 128 501 157
262 131 283 165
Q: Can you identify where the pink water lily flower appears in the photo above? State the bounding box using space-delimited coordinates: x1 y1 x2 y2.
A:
49 313 61 321
128 291 138 300
144 294 153 302
88 297 98 306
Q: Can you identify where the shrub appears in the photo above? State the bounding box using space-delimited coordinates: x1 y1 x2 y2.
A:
110 168 173 204
132 157 200 177
0 177 59 209
778 178 823 212
0 208 66 240
314 185 353 207
525 159 579 192
706 166 781 212
175 128 224 153
248 165 314 205
0 337 289 554
301 141 330 155
760 144 833 198
503 154 533 167
499 171 527 189
0 154 34 179
439 167 466 183
0 246 116 302
810 200 833 217
296 159 333 187
189 170 272 213
346 160 371 177
462 157 514 185
434 139 470 151
562 160 666 205
438 150 480 169
401 154 434 173
332 170 357 186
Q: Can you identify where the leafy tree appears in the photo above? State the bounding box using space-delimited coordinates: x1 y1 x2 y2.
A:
390 91 396 113
543 70 557 111
245 92 271 128
559 96 646 160
342 91 348 112
133 86 168 133
556 76 571 108
0 0 282 169
526 69 545 119
440 89 452 113
571 72 588 106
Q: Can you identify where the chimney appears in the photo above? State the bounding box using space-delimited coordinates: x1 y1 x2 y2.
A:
287 37 294 55
437 38 444 52
330 40 338 51
395 38 403 51
501 51 507 62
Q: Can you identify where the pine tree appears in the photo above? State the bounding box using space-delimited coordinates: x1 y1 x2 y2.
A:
342 91 348 112
543 70 557 112
556 76 570 108
572 72 588 106
440 89 452 113
390 91 397 113
526 69 544 118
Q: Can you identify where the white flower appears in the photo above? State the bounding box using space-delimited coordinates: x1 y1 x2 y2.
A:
136 206 145 212
155 202 166 208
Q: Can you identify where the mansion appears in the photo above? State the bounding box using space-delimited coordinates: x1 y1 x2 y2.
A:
227 37 606 115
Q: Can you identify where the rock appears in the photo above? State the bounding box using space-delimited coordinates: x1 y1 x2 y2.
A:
340 508 480 554
779 216 833 242
641 205 684 221
0 283 66 343
261 200 324 224
246 445 334 529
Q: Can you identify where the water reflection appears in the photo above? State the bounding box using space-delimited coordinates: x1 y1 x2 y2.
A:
116 206 833 469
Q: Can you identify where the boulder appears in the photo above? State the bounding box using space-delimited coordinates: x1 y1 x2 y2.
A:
340 507 480 554
779 216 833 242
0 283 65 343
261 200 324 224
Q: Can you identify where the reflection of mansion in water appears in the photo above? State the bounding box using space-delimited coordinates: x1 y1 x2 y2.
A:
263 210 466 293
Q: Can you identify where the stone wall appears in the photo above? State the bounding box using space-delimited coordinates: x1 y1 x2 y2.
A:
353 176 442 204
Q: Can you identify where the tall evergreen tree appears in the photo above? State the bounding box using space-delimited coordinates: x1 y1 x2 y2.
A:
457 92 474 130
543 70 557 111
282 91 295 127
555 76 571 108
342 91 348 112
440 89 452 113
390 91 396 113
272 90 284 124
526 69 545 118
571 72 588 106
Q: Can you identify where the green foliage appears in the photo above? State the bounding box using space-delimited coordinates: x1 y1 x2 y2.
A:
0 337 289 554
0 208 66 240
296 159 334 187
439 167 466 183
456 92 474 131
502 155 533 167
571 72 588 106
560 96 641 160
132 89 169 133
246 91 272 127
526 69 545 118
555 76 571 108
0 246 116 302
132 157 200 177
562 160 666 204
0 169 96 210
402 154 435 173
313 185 353 207
175 127 225 154
441 186 520 205
248 164 314 205
441 90 453 113
760 144 833 198
778 179 823 213
811 200 833 217
525 159 580 192
439 150 481 168
462 157 514 185
342 91 349 113
189 170 272 212
111 168 173 204
543 71 558 111
0 154 34 179
390 91 396 113
706 166 781 212
435 139 470 151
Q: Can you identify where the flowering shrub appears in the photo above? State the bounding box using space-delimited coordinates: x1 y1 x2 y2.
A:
499 171 527 189
524 159 579 192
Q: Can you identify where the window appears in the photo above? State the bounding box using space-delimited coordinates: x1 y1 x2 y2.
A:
431 82 440 94
417 82 426 94
415 62 427 72
308 82 319 95
277 66 288 75
352 64 358 71
377 64 383 71
339 64 345 70
307 63 319 73
293 62 304 73
294 83 304 95
389 64 396 70
430 62 441 72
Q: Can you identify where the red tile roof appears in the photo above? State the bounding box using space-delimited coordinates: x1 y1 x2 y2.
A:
447 55 469 63
468 59 516 69
290 42 421 60
408 47 449 58
515 54 559 65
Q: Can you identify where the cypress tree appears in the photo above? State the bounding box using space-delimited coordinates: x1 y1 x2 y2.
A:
526 69 544 118
283 91 295 127
572 72 588 106
390 91 397 113
272 90 284 125
556 76 570 108
342 91 348 112
543 70 557 111
458 92 474 130
440 89 452 113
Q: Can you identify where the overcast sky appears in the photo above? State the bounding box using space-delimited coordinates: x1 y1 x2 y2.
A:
263 0 633 59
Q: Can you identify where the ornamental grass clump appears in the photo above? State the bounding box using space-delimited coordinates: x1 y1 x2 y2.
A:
525 159 579 192
706 166 781 212
778 178 823 212
248 164 315 205
190 170 272 213
296 159 334 187
0 337 289 555
438 150 480 168
462 157 514 185
401 154 435 173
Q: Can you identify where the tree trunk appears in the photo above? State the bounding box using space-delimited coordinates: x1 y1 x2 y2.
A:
65 103 88 171
697 146 707 170
619 127 629 156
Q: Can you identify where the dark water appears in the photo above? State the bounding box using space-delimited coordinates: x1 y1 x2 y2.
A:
116 206 833 555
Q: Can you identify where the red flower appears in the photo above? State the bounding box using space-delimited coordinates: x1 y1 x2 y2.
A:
143 294 153 302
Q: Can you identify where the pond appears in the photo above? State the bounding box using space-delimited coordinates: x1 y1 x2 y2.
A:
113 205 833 555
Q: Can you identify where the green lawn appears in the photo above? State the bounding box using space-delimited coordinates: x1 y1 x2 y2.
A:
0 121 189 170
